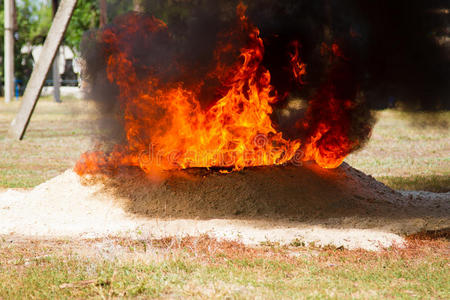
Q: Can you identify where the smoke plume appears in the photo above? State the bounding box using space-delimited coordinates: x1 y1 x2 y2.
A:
76 0 449 173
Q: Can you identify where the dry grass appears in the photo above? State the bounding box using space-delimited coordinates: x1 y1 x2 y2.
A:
347 110 450 192
0 235 448 299
0 97 96 188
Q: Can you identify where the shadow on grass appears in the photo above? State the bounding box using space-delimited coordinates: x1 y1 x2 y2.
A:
377 175 450 193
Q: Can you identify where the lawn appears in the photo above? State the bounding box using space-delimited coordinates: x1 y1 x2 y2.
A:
0 97 449 298
0 235 448 299
0 97 96 188
346 109 450 192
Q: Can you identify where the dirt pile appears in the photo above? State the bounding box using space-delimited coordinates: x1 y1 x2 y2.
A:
93 162 448 232
0 163 448 250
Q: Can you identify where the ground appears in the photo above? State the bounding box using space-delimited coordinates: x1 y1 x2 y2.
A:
0 97 449 298
0 236 448 299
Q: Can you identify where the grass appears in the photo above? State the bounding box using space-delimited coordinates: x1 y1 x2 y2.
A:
1 97 449 191
376 175 450 193
346 109 450 191
0 235 448 299
0 97 96 188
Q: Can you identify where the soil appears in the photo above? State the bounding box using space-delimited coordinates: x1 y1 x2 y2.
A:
0 162 448 251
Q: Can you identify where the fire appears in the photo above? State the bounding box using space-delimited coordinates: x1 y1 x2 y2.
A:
75 4 356 176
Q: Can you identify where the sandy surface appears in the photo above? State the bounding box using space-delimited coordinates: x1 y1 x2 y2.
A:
0 164 448 251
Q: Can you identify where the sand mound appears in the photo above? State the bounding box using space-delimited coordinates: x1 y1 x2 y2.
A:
92 162 449 232
0 163 448 251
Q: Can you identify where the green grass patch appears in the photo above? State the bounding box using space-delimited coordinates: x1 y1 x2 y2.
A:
377 175 450 193
0 240 448 299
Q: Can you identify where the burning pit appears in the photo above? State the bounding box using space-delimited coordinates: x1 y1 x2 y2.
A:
10 1 443 250
75 3 372 175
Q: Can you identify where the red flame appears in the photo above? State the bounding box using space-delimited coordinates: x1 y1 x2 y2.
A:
75 4 356 175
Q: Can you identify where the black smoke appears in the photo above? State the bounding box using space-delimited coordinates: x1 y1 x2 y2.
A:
80 0 449 151
246 0 449 110
84 0 450 107
133 0 449 110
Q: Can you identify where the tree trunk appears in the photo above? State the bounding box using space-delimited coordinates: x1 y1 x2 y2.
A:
52 0 61 103
4 0 15 103
99 0 107 27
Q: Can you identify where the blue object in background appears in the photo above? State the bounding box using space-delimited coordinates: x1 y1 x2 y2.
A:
14 79 22 100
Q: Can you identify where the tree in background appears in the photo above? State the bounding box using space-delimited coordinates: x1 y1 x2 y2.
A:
15 0 53 86
65 0 99 51
106 0 133 21
1 0 99 94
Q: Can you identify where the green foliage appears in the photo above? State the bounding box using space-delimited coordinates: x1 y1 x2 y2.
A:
65 0 99 51
14 0 53 84
106 0 134 21
0 0 99 89
16 0 53 45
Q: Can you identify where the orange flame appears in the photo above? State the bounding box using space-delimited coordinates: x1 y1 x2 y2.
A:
75 5 353 175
